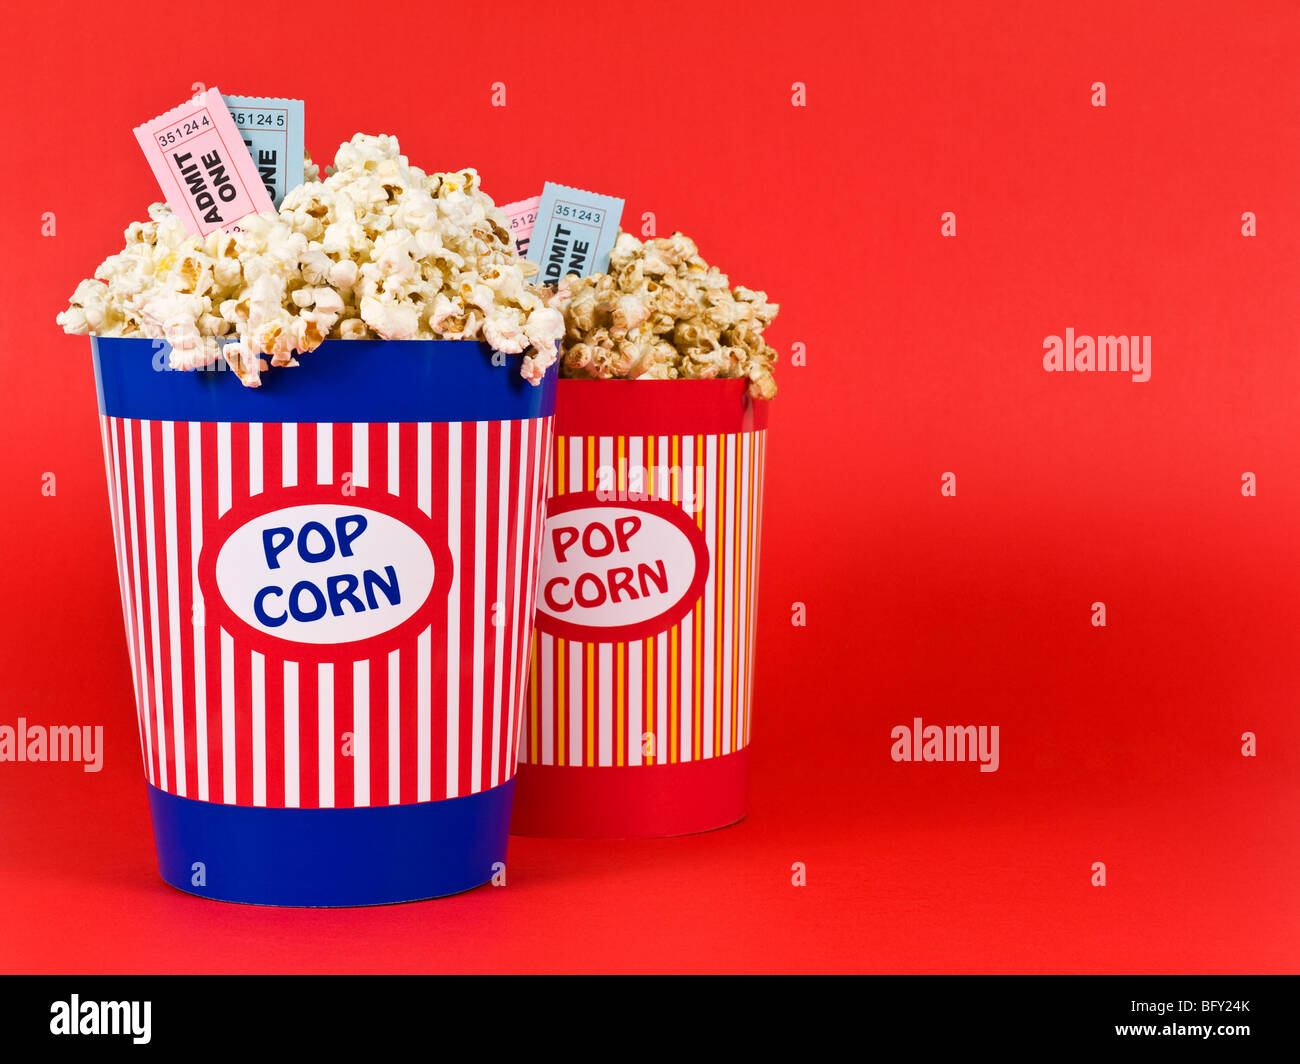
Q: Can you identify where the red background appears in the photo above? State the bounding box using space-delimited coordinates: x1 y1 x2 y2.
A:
1 0 1297 973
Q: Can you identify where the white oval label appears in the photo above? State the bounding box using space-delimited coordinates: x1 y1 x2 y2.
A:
199 492 446 658
534 494 710 643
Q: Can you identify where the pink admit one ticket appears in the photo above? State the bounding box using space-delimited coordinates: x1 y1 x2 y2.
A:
134 87 276 237
500 195 541 256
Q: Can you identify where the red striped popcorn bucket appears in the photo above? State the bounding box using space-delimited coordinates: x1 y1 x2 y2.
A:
512 379 768 837
90 337 555 904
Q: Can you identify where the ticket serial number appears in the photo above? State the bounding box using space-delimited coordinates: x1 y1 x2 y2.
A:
155 113 212 148
230 111 287 127
553 204 603 224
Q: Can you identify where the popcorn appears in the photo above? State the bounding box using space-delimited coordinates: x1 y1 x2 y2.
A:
557 231 778 399
58 135 563 388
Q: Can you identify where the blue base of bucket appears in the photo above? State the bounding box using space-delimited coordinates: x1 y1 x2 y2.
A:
146 780 514 907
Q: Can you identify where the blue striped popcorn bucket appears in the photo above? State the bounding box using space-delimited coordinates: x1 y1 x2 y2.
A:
90 338 555 905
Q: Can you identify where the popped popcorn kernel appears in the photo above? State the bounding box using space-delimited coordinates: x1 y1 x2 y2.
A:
60 134 560 388
558 231 778 399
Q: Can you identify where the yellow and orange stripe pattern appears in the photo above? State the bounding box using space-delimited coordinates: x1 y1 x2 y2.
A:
524 427 767 767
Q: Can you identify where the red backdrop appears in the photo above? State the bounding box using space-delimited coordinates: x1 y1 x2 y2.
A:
0 0 1296 972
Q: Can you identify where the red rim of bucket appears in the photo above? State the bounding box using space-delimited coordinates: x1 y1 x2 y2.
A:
553 377 770 437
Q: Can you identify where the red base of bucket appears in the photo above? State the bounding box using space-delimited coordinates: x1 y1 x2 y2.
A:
510 748 748 838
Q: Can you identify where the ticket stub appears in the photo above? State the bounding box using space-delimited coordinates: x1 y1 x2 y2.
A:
222 94 305 208
133 87 275 237
526 183 624 284
499 195 541 256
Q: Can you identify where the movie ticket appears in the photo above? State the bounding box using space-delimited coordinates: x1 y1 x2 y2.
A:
499 194 541 256
222 94 305 208
525 183 624 284
133 87 276 237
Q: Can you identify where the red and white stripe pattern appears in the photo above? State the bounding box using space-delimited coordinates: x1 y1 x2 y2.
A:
97 416 553 808
524 428 767 768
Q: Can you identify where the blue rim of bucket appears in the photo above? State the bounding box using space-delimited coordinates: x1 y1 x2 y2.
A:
147 779 515 907
93 338 558 424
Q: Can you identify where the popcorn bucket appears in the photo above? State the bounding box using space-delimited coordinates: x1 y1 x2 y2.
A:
512 379 768 837
90 338 555 905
